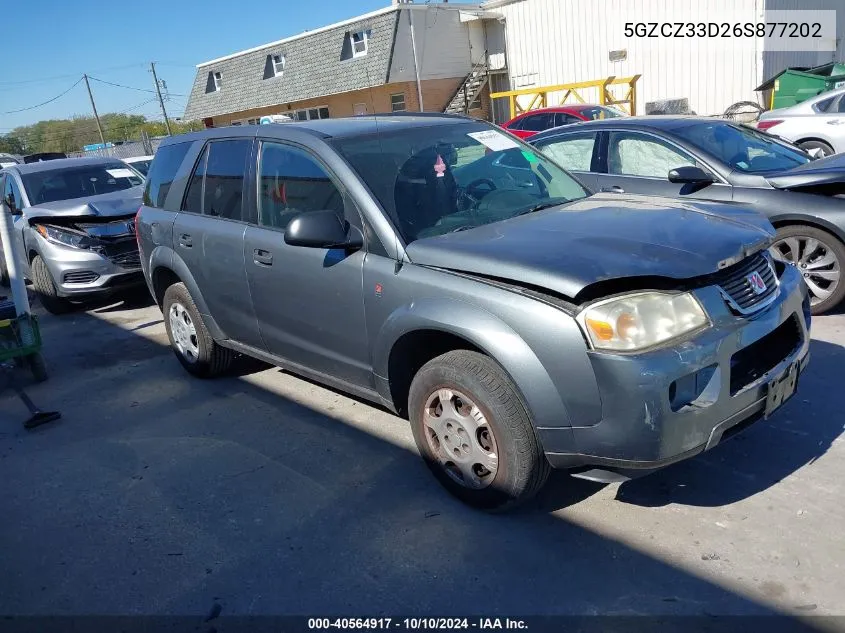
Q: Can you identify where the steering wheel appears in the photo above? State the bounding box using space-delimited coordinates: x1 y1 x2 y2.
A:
463 178 497 202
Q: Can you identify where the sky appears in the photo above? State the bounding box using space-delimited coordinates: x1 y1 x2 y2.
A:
0 0 473 134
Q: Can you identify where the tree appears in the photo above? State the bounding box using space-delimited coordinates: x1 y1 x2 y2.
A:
0 134 24 155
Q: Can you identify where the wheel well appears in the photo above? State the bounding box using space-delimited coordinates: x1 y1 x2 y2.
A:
794 137 833 148
28 249 38 263
387 330 483 417
152 267 181 307
771 218 845 245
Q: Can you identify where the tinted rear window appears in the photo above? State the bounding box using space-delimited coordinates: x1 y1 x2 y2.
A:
143 141 192 208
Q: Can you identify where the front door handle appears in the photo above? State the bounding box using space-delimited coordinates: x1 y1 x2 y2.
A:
601 185 625 193
253 249 273 266
178 233 193 248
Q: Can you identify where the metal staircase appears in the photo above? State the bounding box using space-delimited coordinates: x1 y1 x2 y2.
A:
444 60 489 115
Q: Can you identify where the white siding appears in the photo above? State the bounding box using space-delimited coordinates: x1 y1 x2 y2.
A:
490 0 769 115
389 7 473 83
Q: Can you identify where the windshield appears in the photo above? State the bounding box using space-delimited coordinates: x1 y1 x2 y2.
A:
331 121 589 243
673 121 809 173
21 163 142 205
578 106 623 120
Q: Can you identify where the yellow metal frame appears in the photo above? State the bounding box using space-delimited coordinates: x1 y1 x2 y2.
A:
491 75 642 119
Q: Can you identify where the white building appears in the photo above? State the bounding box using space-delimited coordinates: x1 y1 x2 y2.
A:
473 0 845 120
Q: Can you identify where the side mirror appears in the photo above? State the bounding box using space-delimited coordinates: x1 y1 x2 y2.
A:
668 166 714 184
284 210 363 250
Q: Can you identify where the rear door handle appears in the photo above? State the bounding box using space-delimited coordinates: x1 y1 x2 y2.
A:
253 249 273 266
178 233 193 248
601 185 625 193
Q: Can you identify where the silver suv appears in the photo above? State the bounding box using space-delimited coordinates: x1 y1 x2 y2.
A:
136 115 811 511
1 157 145 313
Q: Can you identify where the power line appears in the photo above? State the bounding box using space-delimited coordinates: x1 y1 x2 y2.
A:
0 64 147 87
87 75 186 97
0 78 83 115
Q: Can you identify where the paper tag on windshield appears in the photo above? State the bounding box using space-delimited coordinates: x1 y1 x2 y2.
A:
106 168 136 179
467 130 519 152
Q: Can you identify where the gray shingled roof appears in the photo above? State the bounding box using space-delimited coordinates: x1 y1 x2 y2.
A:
183 11 399 120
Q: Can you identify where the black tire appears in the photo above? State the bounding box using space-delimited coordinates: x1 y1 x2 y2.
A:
772 225 845 315
31 255 73 315
408 350 550 511
797 140 835 158
162 282 234 378
27 352 48 383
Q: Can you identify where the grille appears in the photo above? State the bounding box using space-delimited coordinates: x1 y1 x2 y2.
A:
715 252 778 314
63 271 100 284
729 316 801 395
109 251 141 270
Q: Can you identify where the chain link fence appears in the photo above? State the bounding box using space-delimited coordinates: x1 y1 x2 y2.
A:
66 134 164 159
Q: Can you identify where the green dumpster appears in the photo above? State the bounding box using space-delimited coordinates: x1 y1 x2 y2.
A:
756 62 845 110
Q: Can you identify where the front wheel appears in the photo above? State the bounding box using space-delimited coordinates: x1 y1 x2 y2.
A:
408 350 550 511
31 255 73 315
770 225 845 315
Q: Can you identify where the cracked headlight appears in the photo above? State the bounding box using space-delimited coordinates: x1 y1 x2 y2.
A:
577 291 710 351
35 224 91 250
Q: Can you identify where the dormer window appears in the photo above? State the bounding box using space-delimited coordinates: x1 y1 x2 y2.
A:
351 30 370 58
205 71 223 93
213 72 222 90
272 54 285 77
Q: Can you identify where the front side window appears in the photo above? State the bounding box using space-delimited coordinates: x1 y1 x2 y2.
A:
608 131 695 177
672 121 809 173
182 139 250 221
23 163 142 205
258 142 344 230
4 175 24 210
331 121 588 244
144 141 192 209
554 113 580 127
536 133 597 172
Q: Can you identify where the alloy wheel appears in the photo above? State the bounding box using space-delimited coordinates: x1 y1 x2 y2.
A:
770 236 841 306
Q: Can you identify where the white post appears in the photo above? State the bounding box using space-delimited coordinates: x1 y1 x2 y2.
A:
409 8 424 112
0 199 31 318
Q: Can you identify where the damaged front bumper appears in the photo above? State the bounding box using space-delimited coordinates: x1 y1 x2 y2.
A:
540 263 811 480
29 216 144 297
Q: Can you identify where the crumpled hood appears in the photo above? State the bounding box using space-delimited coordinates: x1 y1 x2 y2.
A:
405 193 775 299
22 186 143 222
766 152 845 189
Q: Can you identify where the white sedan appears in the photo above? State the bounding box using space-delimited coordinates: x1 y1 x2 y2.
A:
757 87 845 157
122 155 155 176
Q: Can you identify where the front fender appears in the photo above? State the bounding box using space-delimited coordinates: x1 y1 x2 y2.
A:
372 297 575 433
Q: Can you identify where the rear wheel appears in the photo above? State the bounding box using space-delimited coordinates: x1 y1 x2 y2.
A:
162 282 233 378
408 350 550 511
797 140 834 158
31 255 73 315
770 225 845 315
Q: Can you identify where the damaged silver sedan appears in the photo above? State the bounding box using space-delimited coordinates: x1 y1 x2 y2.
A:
1 157 145 313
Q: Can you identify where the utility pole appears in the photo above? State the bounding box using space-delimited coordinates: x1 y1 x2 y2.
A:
150 62 172 136
83 74 106 148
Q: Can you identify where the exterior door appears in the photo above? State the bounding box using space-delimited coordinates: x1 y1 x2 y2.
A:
173 138 263 347
596 130 733 201
243 140 370 387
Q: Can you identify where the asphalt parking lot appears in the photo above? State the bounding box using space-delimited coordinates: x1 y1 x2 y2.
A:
1 290 844 624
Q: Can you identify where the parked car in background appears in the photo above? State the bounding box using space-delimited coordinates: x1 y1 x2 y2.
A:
0 157 145 312
123 155 155 176
530 116 845 314
136 114 809 511
0 153 23 169
500 105 624 139
23 152 67 163
756 87 845 157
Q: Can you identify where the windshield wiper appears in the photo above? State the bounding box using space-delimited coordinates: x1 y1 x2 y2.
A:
515 199 567 216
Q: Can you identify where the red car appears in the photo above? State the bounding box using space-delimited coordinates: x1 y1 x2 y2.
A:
500 105 624 139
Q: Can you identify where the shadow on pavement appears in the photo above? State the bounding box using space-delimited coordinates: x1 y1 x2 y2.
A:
617 338 845 508
0 305 833 627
